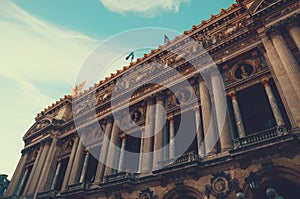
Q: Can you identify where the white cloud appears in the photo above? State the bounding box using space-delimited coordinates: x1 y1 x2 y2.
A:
100 0 190 17
0 0 99 177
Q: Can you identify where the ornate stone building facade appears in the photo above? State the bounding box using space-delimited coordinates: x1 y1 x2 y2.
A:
5 0 300 198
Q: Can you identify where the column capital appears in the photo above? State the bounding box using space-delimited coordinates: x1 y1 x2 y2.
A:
41 137 52 145
119 133 126 140
266 23 283 39
257 44 266 54
194 73 202 81
56 138 63 147
156 92 166 101
105 115 114 123
167 114 174 121
145 96 155 105
286 14 300 31
261 77 270 88
228 90 237 99
98 119 106 126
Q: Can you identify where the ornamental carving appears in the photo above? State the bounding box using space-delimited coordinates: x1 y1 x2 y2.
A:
194 20 245 48
73 94 96 116
138 188 158 199
25 118 52 139
175 87 193 105
96 90 112 104
233 64 254 80
28 148 39 161
59 138 74 156
205 171 239 199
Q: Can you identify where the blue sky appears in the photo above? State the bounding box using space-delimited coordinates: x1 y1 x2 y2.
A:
0 0 235 178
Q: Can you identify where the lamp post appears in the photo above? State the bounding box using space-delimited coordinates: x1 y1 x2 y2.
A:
245 172 262 198
236 192 247 199
266 188 284 199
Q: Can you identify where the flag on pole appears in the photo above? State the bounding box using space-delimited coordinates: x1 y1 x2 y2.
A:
125 51 134 62
164 34 170 44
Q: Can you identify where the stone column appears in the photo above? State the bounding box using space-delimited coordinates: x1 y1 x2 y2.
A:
27 140 51 196
35 136 59 193
269 28 300 101
259 30 300 128
139 99 155 172
262 78 285 126
23 144 44 195
211 72 233 151
229 91 246 138
79 151 89 183
68 140 85 185
168 115 176 159
288 23 300 52
95 117 113 183
199 80 217 155
104 119 120 176
51 160 61 190
153 93 166 169
16 167 29 196
118 134 127 172
61 136 79 192
194 105 205 157
138 127 145 172
163 121 169 162
5 151 28 196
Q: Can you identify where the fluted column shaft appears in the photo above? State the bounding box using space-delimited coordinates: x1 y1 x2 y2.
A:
61 136 79 192
211 72 233 151
153 94 165 169
118 135 126 172
35 137 59 193
168 116 176 159
262 78 285 126
163 121 169 161
271 32 300 101
139 100 155 172
16 168 28 196
79 151 89 183
288 25 300 52
23 144 44 195
68 140 85 185
51 161 61 190
6 152 28 196
260 31 300 127
104 120 120 176
138 127 145 172
199 80 217 155
95 118 113 183
194 104 205 157
28 141 51 196
229 91 246 138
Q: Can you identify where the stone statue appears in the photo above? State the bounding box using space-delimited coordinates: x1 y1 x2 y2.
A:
0 174 10 196
241 66 248 79
71 80 86 97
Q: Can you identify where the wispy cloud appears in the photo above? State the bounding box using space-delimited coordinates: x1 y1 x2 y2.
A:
100 0 190 17
0 0 99 177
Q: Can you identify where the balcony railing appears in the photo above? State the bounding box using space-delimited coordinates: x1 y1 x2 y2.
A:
103 172 135 183
65 182 90 192
234 126 289 148
36 190 56 199
159 151 199 168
